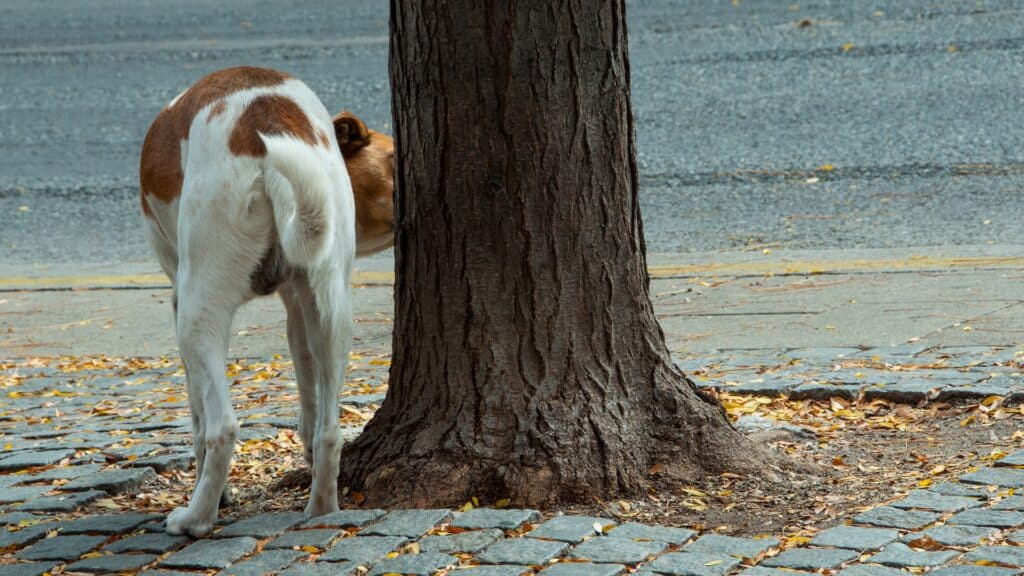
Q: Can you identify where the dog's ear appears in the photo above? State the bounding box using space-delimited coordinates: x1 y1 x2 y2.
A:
333 111 371 158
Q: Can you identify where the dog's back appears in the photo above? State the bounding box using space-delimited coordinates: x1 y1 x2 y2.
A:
139 66 354 289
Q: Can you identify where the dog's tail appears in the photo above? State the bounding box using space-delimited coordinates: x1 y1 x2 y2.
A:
259 134 334 266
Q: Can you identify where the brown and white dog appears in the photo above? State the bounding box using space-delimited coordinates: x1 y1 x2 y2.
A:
139 66 394 537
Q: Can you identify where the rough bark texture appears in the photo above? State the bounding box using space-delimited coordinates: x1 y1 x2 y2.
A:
339 0 775 507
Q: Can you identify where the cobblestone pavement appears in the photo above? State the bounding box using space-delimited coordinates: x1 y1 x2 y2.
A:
1 345 1022 575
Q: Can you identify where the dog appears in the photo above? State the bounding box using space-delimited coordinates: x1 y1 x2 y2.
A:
139 66 394 537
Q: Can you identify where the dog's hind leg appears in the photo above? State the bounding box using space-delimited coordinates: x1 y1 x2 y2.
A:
280 283 317 465
293 263 352 518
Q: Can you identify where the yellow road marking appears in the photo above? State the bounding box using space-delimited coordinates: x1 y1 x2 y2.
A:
0 255 1020 290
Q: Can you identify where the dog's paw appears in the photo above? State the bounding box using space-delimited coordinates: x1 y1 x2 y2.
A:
166 506 214 538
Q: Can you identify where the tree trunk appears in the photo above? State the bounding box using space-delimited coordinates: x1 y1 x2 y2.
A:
339 0 776 507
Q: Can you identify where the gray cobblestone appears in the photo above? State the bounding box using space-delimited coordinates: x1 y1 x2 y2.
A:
0 525 52 550
66 553 158 573
996 450 1024 467
810 526 898 550
160 537 259 570
568 537 667 564
928 566 1020 576
902 524 998 546
608 522 696 545
266 528 341 550
528 516 616 543
477 538 569 565
367 552 456 576
0 563 58 576
644 551 741 576
684 534 779 558
852 506 940 530
739 568 815 576
15 534 107 561
216 512 306 538
964 545 1024 566
63 467 155 493
761 547 859 570
17 489 105 512
362 509 451 538
280 562 358 576
867 543 959 567
453 508 541 530
961 467 1024 488
0 449 75 472
452 566 531 576
299 508 385 528
930 482 990 497
993 496 1024 510
61 512 160 535
948 508 1024 528
836 565 911 576
419 529 504 553
220 549 306 576
890 489 983 512
103 532 191 554
542 563 625 576
0 487 49 505
320 535 407 564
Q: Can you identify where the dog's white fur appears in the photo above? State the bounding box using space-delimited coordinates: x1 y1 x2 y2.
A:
143 78 354 537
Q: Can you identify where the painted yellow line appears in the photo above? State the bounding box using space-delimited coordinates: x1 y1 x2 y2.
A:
0 255 1020 290
648 254 1024 278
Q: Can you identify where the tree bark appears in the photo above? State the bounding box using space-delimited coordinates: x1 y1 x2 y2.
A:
339 0 777 507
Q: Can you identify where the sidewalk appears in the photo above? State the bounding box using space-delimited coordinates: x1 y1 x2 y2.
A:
1 244 1023 576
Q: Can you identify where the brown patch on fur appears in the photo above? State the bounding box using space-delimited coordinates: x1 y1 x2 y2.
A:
139 66 291 217
345 129 396 255
229 95 319 157
318 129 330 148
207 100 227 122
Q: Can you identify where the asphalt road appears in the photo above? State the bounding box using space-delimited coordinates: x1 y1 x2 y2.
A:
1 0 1022 264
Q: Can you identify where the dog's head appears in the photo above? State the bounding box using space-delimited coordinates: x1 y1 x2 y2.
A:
333 111 395 256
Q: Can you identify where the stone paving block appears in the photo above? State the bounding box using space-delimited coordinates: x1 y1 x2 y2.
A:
15 534 107 561
124 452 192 472
367 552 456 576
19 463 104 482
928 566 1019 576
569 537 667 564
731 378 796 396
790 382 862 400
527 515 616 543
739 568 815 576
0 449 75 472
453 508 542 530
216 512 306 538
451 566 531 576
542 563 625 576
993 496 1024 510
17 489 105 512
160 537 259 570
0 525 52 550
810 525 899 550
362 509 451 537
867 542 958 567
964 545 1024 566
644 551 741 576
852 506 940 530
0 512 45 527
608 522 696 545
300 508 385 528
930 481 990 497
61 512 160 535
890 489 984 512
0 563 58 576
948 508 1024 528
902 524 998 546
836 565 911 576
63 467 155 493
961 467 1024 488
0 486 49 505
684 534 779 558
477 538 569 565
419 528 504 553
280 562 359 576
66 553 158 572
862 380 943 403
320 535 408 563
760 547 859 570
785 348 862 363
267 529 341 550
220 549 306 576
1007 529 1024 543
996 450 1024 467
103 532 191 554
940 383 1024 401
